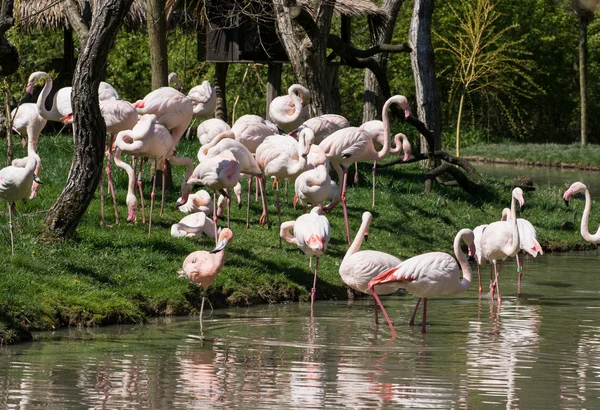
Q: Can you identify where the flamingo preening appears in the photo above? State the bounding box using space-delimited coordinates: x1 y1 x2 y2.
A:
564 182 600 244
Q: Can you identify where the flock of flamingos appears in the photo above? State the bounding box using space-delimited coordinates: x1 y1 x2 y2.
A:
1 71 599 337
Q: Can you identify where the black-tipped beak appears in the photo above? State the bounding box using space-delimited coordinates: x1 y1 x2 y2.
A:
210 238 228 253
33 174 43 184
301 153 308 158
520 204 525 214
564 199 569 208
468 255 475 262
364 234 368 242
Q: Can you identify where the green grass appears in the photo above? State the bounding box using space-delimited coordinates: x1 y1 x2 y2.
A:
0 132 596 343
462 142 600 167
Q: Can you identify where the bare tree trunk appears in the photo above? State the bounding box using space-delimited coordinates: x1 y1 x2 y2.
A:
0 0 18 77
409 0 442 166
146 0 168 89
363 0 405 122
214 62 229 123
44 0 133 240
579 14 589 146
273 0 339 116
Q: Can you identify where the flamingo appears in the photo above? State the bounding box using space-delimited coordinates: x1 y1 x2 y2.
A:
564 182 600 244
255 128 315 234
231 114 279 153
359 120 412 207
280 207 331 311
133 86 193 146
339 211 402 327
480 188 525 304
0 156 41 255
268 84 310 133
184 150 242 242
289 114 349 143
368 228 476 335
194 131 266 229
168 72 183 92
177 189 214 214
171 212 216 239
319 95 411 245
178 228 234 331
500 208 544 295
188 80 217 119
470 223 489 295
294 164 337 211
10 104 46 199
197 118 231 146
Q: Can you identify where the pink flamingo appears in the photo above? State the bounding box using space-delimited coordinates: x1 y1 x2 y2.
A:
255 128 315 234
368 228 475 335
177 189 214 214
197 118 231 146
194 131 266 229
319 95 411 244
268 84 310 133
294 164 337 211
231 114 279 153
168 72 183 92
470 223 489 295
0 156 41 255
184 150 242 242
339 211 402 327
500 208 543 295
359 120 412 207
564 182 600 244
188 80 217 119
178 228 234 331
480 188 525 304
133 86 193 146
171 212 216 239
10 103 46 199
280 207 331 311
289 114 349 143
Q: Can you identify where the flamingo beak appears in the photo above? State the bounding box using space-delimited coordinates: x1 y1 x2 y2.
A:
33 174 43 184
563 190 572 207
177 268 186 278
468 243 476 258
564 199 569 208
210 237 228 253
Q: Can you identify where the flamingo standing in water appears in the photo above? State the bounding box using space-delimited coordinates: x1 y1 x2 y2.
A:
564 182 600 244
178 228 234 331
281 207 331 311
500 208 543 295
480 188 525 304
268 84 310 133
470 223 489 295
368 228 476 335
171 212 216 239
184 150 242 242
0 156 41 255
339 211 402 327
319 95 411 244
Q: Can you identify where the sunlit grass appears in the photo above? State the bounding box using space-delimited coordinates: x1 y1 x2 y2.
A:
0 132 596 342
463 143 600 167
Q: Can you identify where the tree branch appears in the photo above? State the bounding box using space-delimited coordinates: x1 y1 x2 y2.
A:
424 162 483 194
64 0 90 47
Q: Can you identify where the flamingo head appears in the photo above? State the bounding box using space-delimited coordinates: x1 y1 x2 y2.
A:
211 228 234 253
362 211 372 241
512 187 525 209
563 182 587 207
299 128 315 157
126 194 138 222
401 134 412 162
500 208 511 221
398 95 411 119
26 71 48 94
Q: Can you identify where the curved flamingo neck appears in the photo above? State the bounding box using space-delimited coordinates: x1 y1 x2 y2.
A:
345 214 371 259
378 97 402 160
289 135 309 176
199 131 235 159
280 221 297 246
454 229 473 292
36 74 55 120
507 192 520 255
581 188 600 242
289 84 309 105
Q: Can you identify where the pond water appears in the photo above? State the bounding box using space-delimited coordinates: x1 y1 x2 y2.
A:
475 163 600 200
1 251 599 409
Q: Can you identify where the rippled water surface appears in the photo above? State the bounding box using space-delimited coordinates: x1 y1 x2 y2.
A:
1 251 600 409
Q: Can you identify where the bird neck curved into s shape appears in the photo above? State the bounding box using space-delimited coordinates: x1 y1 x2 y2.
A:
580 187 600 243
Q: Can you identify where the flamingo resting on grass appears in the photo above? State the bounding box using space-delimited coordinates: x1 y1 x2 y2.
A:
563 182 600 244
339 211 402 327
480 188 525 304
280 207 331 311
171 212 216 239
178 228 234 332
368 228 475 336
0 156 41 255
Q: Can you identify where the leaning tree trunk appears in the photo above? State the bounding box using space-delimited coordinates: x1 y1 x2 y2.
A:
44 0 133 240
409 0 442 166
273 0 339 116
146 0 168 89
363 0 406 122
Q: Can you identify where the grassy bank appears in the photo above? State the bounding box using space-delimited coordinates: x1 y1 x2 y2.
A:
0 133 596 344
462 143 600 169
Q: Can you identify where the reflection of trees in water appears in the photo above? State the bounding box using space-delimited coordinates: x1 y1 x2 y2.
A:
466 301 542 409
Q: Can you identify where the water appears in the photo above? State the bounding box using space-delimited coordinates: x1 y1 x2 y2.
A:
1 251 599 409
475 163 600 200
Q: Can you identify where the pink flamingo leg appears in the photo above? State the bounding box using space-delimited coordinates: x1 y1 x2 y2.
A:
8 202 14 256
276 182 282 248
409 298 422 326
148 163 158 236
160 160 166 216
213 191 218 245
477 263 482 295
227 191 231 229
490 261 504 304
353 162 359 184
373 298 379 325
246 176 252 229
310 257 319 313
255 176 259 202
517 253 524 296
341 165 351 245
369 288 397 337
199 295 205 333
136 158 146 224
372 161 376 208
421 298 428 333
258 176 269 228
105 135 119 224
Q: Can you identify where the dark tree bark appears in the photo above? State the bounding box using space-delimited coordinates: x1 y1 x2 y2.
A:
578 11 591 145
146 0 168 89
273 0 339 116
0 0 18 77
44 0 134 240
64 0 91 48
363 0 405 122
409 0 442 166
214 62 229 122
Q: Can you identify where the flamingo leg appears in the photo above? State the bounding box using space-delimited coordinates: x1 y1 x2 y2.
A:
409 298 421 326
421 298 428 333
369 288 397 337
106 134 119 224
213 191 218 245
373 298 379 325
8 202 14 256
160 160 166 216
258 176 269 228
341 165 351 245
490 261 504 304
255 176 259 202
199 295 205 333
137 157 146 224
353 162 359 184
489 265 494 291
148 161 158 236
372 161 376 208
477 263 482 295
100 150 105 226
246 176 252 229
310 257 319 314
276 183 282 248
517 253 523 296
227 190 231 229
